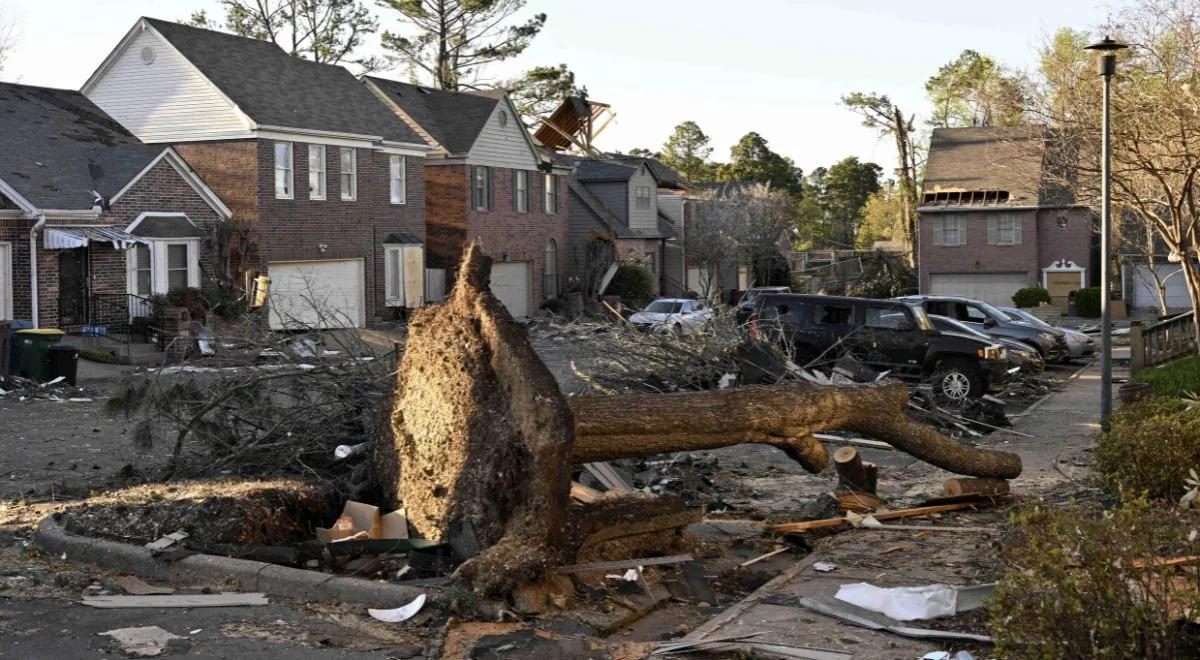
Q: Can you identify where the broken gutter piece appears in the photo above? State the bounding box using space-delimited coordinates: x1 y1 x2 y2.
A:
797 595 993 643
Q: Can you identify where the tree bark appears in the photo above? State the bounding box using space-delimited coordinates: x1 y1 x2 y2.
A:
833 446 878 495
944 477 1010 497
569 381 1022 479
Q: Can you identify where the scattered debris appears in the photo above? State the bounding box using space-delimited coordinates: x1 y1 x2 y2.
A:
82 593 269 608
740 546 789 568
771 502 986 533
797 595 993 643
834 582 995 620
812 562 838 572
366 593 426 623
98 626 184 657
144 530 188 553
116 575 175 596
553 554 694 574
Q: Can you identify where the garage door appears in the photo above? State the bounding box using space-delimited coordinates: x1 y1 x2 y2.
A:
490 261 531 319
929 273 1028 307
268 259 365 330
1131 264 1192 310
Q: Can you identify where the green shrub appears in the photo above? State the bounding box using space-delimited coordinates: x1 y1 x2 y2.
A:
989 499 1200 659
1012 286 1052 308
1133 354 1200 398
1075 286 1101 318
607 264 654 307
200 284 248 320
848 251 916 299
1095 396 1200 500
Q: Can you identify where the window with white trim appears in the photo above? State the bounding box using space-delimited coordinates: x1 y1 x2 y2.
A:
635 185 651 209
934 214 967 246
543 173 559 213
340 147 357 200
166 244 189 290
133 244 151 296
128 239 200 296
384 244 425 307
514 170 530 213
472 165 492 211
389 155 406 204
308 144 326 200
274 141 293 199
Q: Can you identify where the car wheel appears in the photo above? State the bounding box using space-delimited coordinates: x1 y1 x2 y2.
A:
933 359 983 402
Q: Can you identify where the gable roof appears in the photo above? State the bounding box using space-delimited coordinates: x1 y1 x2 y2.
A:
139 18 421 144
609 156 689 189
363 77 503 155
921 126 1068 208
571 158 637 182
0 82 165 210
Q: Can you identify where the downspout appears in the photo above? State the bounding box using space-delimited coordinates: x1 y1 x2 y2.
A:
29 213 46 328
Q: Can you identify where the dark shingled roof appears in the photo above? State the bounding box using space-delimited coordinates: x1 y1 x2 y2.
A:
144 18 421 144
362 76 501 155
921 126 1062 207
0 82 163 210
572 159 637 182
610 156 688 189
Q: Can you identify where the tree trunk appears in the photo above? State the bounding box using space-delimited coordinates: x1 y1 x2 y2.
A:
569 381 1022 479
833 446 878 495
944 477 1009 497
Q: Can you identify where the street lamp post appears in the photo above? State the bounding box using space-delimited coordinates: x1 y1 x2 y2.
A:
1086 36 1128 430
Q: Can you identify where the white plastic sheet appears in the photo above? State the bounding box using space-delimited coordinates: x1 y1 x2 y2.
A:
835 582 957 621
367 594 426 623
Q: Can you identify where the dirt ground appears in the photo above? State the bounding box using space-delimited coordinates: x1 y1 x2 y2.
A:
0 326 1105 659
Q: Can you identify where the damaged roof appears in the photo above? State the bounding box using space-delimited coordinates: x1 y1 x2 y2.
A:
921 126 1069 208
362 76 502 155
0 82 163 210
143 18 421 144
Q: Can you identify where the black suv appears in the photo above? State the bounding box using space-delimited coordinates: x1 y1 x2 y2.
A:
749 294 1011 400
895 295 1069 362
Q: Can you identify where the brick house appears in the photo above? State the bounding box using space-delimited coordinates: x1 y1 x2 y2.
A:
0 82 229 330
558 155 688 298
918 126 1095 308
363 77 570 318
83 18 432 329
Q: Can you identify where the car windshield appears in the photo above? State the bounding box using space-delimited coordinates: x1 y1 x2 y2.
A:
644 301 684 314
933 314 988 339
974 301 1011 321
1003 307 1052 328
908 305 935 331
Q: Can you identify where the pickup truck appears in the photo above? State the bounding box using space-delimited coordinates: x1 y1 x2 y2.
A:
749 293 1011 401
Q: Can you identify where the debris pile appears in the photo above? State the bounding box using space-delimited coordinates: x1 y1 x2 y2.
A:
0 374 96 402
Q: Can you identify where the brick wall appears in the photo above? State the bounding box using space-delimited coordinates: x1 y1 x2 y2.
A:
176 139 426 326
427 163 568 307
1036 207 1095 283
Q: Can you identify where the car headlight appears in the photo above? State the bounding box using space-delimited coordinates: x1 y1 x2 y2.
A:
978 345 1006 360
1038 332 1055 343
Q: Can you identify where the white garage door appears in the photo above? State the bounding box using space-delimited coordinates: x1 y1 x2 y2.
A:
929 273 1028 307
1131 264 1192 310
490 261 531 319
268 259 365 330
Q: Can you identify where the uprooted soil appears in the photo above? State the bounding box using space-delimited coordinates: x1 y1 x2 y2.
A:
59 480 337 547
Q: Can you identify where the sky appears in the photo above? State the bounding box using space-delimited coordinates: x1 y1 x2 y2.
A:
0 0 1125 174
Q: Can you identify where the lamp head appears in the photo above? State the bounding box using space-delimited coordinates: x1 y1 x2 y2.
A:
1086 36 1129 76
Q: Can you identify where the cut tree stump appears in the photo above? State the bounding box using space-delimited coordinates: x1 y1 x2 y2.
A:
379 243 1023 597
833 447 877 494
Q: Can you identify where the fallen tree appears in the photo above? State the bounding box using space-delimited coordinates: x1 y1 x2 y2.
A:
380 244 1023 596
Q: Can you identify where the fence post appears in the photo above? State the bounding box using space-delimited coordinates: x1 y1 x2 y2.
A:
1129 320 1145 375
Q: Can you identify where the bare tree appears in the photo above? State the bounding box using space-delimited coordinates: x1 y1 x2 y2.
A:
0 2 17 75
685 184 793 298
1035 0 1200 347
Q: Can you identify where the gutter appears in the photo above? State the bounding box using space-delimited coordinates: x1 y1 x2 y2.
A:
29 213 46 328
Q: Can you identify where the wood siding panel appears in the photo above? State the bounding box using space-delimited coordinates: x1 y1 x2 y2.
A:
627 167 658 231
465 102 538 169
87 28 249 143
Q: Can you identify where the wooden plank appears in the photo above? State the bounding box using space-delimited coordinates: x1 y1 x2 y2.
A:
769 502 978 533
553 554 694 574
81 593 269 608
1132 555 1200 569
570 481 603 503
739 546 788 568
812 433 894 451
579 509 703 550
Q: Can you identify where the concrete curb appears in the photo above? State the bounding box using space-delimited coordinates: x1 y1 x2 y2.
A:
36 516 439 608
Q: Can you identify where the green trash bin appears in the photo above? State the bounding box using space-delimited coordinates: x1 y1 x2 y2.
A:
14 329 65 382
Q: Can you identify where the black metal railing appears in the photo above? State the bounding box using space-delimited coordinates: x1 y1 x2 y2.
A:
58 293 162 347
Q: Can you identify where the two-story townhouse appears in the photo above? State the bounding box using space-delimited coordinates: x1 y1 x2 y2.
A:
561 156 687 297
0 82 230 331
918 126 1095 309
83 18 432 330
363 77 571 319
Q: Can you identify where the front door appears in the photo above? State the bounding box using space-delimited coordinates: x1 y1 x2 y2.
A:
59 248 88 326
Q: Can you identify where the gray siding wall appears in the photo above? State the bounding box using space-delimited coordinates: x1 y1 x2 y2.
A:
583 181 628 223
628 167 658 231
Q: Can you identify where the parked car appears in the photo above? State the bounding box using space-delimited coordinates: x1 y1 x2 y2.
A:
628 298 713 334
895 295 1069 363
999 307 1096 360
749 294 1010 401
929 314 1044 373
735 286 791 325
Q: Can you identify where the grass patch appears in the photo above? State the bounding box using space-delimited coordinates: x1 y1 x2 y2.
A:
1133 354 1200 397
1096 396 1200 501
990 499 1200 658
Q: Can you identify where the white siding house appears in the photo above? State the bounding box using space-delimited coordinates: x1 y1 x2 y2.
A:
465 99 539 170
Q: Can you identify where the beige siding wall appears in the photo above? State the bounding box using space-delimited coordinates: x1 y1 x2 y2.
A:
465 101 538 169
628 167 658 231
86 26 250 143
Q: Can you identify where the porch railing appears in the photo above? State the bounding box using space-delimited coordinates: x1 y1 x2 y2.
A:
58 292 162 347
1130 311 1197 374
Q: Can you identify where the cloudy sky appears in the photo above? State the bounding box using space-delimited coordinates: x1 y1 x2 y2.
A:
1 0 1124 173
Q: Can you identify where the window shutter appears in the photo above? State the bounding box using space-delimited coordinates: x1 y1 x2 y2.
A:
932 218 943 246
403 246 425 306
1012 217 1023 244
987 217 997 245
513 170 520 212
487 167 494 210
957 217 966 245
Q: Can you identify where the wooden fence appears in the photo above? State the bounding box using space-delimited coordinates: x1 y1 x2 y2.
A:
1130 311 1197 374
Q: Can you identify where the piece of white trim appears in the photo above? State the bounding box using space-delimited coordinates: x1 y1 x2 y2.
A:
125 211 192 235
0 241 12 320
0 176 37 214
1041 259 1087 289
